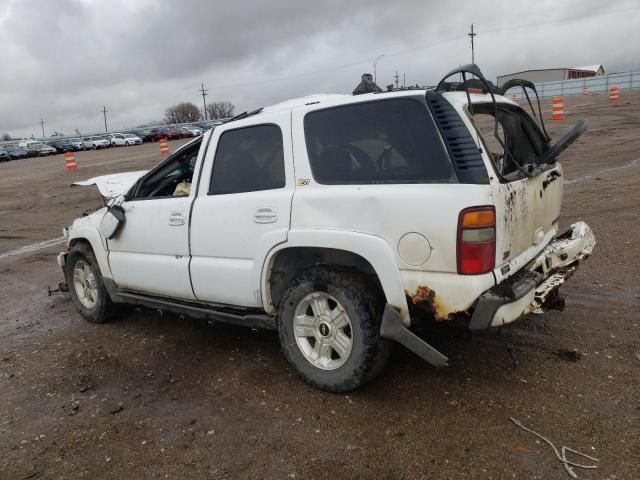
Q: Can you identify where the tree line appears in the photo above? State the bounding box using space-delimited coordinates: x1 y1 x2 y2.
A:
164 100 235 124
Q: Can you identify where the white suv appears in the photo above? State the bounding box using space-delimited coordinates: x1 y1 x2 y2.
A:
57 65 594 392
82 136 110 149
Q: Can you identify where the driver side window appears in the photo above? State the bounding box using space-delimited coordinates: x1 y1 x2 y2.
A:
132 140 202 199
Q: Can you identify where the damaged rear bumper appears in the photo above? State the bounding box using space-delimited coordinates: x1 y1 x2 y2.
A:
469 221 595 330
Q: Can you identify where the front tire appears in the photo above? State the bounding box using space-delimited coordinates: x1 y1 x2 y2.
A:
278 269 391 392
66 243 114 323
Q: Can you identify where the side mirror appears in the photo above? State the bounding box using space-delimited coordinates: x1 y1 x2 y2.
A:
100 204 125 240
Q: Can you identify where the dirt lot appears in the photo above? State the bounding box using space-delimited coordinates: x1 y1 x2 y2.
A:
1 92 639 479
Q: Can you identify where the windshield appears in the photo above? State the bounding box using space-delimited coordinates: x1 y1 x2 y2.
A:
471 103 550 181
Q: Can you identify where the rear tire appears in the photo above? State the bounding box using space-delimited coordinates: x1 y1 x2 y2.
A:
277 268 391 392
66 243 114 324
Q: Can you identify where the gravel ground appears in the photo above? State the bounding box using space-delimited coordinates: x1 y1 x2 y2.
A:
1 92 639 479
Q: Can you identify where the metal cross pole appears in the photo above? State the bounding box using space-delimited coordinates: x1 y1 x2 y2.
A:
468 23 477 64
200 83 209 121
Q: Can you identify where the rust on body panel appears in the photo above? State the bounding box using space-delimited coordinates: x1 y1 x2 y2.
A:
406 285 463 321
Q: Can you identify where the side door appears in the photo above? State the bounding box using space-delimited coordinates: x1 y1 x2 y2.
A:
190 111 294 307
107 139 204 299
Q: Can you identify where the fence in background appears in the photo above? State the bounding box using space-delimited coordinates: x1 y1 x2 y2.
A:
509 70 640 99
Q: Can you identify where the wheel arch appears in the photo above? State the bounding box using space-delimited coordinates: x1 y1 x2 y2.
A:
68 228 112 279
261 230 410 325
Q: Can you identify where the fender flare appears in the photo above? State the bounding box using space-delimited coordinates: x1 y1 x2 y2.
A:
260 229 411 326
68 226 113 279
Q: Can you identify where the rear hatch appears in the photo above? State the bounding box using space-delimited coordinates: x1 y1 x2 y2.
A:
433 64 586 284
469 100 564 281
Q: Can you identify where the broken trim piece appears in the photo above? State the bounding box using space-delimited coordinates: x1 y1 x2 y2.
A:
380 304 448 367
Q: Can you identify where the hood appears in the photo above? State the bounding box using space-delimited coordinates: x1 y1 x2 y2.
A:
72 170 147 199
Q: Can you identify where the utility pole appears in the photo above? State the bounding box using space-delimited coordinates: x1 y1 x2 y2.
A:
373 54 384 86
468 23 477 64
39 117 45 138
403 73 406 88
101 106 108 132
200 83 209 121
394 71 399 89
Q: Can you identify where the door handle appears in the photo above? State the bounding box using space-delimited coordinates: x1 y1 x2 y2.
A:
254 207 278 223
169 212 186 226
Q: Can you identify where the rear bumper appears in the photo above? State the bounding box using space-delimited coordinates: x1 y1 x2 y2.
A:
469 221 595 330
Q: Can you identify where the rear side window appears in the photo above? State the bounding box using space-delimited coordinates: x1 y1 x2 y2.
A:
209 124 286 195
304 98 455 184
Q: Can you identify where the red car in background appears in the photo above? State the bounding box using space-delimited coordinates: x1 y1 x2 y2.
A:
147 127 183 142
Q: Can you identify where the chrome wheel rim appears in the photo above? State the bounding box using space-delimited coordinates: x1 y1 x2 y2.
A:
293 292 353 370
72 259 98 309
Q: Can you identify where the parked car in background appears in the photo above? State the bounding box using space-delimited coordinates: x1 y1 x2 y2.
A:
82 136 110 150
2 145 29 160
18 140 57 156
128 129 152 142
69 138 84 150
48 138 75 153
0 148 10 162
181 126 202 137
148 127 182 142
110 133 143 146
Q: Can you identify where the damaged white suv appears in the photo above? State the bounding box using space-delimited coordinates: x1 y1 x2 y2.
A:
57 65 594 392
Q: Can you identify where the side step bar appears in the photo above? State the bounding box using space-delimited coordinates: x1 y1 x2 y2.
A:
117 291 276 331
380 305 449 367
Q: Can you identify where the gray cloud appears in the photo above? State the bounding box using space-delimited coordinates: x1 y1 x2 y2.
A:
0 0 638 137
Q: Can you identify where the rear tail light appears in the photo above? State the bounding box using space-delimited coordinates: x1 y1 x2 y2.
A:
457 206 496 275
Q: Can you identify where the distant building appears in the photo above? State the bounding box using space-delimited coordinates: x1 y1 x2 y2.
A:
496 65 605 87
353 73 382 95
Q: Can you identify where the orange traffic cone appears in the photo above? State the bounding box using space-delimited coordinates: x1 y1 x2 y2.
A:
64 151 77 171
159 138 170 156
609 86 619 102
551 97 565 120
511 93 517 102
583 86 589 96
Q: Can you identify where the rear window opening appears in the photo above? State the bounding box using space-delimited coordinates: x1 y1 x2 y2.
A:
304 98 456 185
471 103 550 181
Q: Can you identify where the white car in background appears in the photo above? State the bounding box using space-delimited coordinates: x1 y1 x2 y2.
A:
110 133 143 147
82 136 110 150
182 126 202 137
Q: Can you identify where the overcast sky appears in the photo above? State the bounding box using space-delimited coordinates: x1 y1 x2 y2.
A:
1 0 639 138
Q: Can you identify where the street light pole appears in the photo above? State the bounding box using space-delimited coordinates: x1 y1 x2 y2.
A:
373 54 385 85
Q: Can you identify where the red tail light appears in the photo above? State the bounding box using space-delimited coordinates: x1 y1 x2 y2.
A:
457 206 496 275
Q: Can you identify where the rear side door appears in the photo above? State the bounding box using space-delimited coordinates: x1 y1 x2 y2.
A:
189 110 294 307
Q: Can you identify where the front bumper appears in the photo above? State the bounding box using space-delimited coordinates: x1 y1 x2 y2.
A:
469 221 595 330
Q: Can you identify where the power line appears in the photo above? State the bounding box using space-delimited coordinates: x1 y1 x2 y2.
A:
204 5 640 91
199 83 208 121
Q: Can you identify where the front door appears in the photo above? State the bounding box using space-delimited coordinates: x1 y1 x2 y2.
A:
190 111 294 307
107 140 203 299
